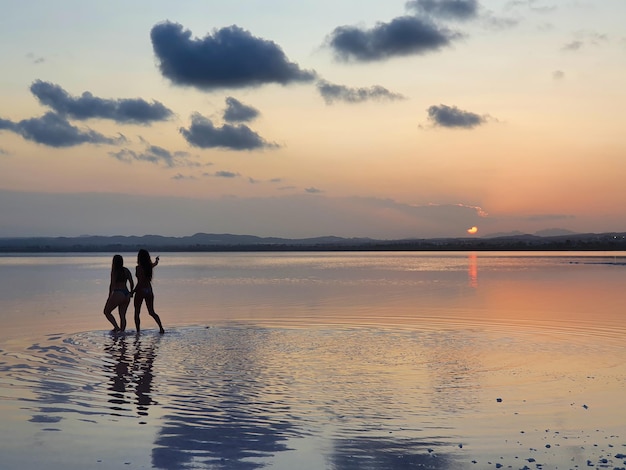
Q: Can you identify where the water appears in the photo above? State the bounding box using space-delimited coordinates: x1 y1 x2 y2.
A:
1 252 626 469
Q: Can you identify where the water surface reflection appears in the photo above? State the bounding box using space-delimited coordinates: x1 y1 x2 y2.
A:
1 252 626 469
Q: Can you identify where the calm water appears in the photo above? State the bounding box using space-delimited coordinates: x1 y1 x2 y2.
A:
1 252 626 469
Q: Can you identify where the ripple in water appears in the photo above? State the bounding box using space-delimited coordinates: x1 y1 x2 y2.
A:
1 325 626 469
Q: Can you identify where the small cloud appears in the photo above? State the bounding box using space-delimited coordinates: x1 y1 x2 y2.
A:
30 80 173 124
406 0 480 21
327 15 461 62
305 187 323 194
426 104 490 128
0 147 9 156
150 21 317 90
481 12 520 30
172 173 196 180
248 176 285 184
0 112 123 147
561 31 608 52
504 0 557 14
26 52 45 64
552 70 565 80
180 113 279 151
317 80 406 104
110 144 198 167
214 170 240 178
562 40 583 51
223 97 260 123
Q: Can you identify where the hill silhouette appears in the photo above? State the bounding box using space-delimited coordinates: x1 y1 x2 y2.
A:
1 231 626 252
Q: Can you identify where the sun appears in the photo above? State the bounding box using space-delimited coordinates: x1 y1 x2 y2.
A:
467 226 478 235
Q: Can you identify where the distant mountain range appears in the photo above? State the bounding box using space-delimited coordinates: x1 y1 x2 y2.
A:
1 230 626 252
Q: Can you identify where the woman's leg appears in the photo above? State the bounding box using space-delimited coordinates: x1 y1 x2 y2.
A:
118 296 130 332
134 293 144 333
145 294 165 334
104 295 121 331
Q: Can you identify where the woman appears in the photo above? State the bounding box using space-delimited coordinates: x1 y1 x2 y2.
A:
103 254 134 332
133 249 165 334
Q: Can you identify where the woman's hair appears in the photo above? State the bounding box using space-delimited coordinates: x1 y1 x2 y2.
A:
137 249 153 281
111 254 125 283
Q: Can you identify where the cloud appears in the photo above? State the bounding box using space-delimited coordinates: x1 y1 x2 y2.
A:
150 21 317 90
562 40 583 51
110 144 196 167
30 80 173 124
26 52 45 64
327 15 460 62
406 0 480 21
552 70 565 80
562 31 609 52
426 104 489 128
0 118 18 132
180 113 279 151
214 170 239 178
172 173 196 180
316 80 406 104
305 187 323 194
0 112 123 147
223 97 260 123
504 0 557 14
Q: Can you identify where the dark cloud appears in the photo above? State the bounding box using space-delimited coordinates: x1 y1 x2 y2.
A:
180 113 279 151
150 21 317 90
0 112 122 147
406 0 480 20
0 118 18 132
427 104 488 128
327 15 460 62
305 187 323 194
30 80 173 124
223 97 260 122
110 144 194 167
317 80 406 104
214 170 239 178
172 173 195 180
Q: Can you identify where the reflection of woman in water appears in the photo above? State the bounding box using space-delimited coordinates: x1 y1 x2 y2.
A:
103 254 134 332
104 334 159 417
133 249 165 334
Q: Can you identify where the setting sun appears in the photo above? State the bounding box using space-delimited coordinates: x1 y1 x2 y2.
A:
467 226 478 235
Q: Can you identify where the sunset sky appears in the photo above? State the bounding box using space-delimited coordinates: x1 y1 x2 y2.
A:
1 0 625 239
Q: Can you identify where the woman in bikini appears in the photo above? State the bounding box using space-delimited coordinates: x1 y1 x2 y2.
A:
133 249 165 334
103 254 134 332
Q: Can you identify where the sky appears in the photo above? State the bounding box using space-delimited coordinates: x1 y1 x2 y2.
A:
1 0 625 239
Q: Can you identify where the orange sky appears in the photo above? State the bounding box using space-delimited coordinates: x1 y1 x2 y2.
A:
1 0 625 238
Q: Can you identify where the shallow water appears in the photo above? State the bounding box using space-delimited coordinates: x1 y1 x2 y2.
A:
1 252 626 469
